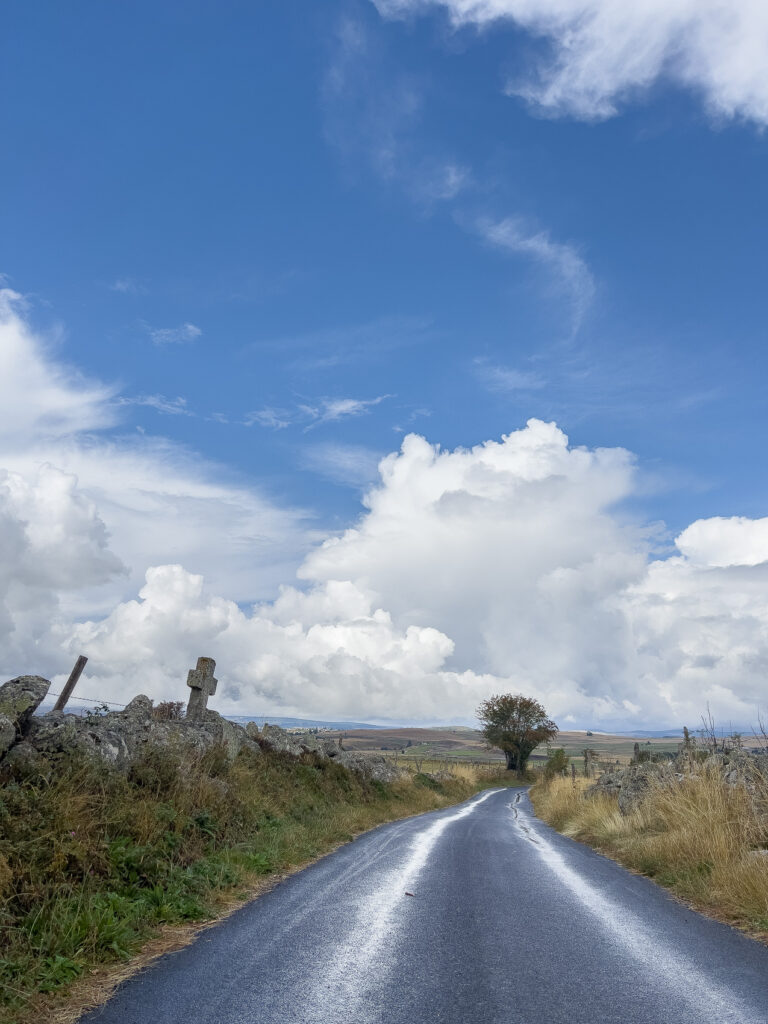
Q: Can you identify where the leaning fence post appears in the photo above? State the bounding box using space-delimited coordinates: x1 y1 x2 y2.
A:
571 762 577 784
52 655 88 712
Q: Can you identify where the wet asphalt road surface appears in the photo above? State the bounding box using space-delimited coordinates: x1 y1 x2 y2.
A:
82 788 768 1024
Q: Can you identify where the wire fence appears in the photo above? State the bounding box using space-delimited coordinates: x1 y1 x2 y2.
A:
46 691 127 708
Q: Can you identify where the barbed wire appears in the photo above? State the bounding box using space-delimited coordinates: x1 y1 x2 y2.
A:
48 691 127 708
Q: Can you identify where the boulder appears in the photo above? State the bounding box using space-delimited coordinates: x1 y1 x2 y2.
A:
300 734 341 759
0 676 51 742
710 750 768 792
26 711 131 764
193 711 255 760
587 768 625 801
618 762 677 815
258 724 305 757
587 762 679 814
2 741 43 774
337 751 405 784
0 714 16 758
245 721 261 743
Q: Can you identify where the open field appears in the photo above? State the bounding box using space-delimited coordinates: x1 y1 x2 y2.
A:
319 726 684 767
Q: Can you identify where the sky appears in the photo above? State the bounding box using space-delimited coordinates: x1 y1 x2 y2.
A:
1 0 767 730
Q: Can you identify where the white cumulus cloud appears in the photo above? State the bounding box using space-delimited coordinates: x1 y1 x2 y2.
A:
0 289 312 686
0 464 125 671
675 516 768 568
71 565 495 718
3 289 768 728
374 0 768 125
69 419 768 727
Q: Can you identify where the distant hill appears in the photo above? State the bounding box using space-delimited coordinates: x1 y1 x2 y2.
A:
225 715 388 731
609 729 683 738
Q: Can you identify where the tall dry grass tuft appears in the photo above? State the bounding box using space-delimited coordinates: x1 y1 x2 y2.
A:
531 764 768 935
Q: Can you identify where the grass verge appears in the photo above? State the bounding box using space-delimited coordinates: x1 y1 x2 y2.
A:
530 768 768 938
0 744 513 1023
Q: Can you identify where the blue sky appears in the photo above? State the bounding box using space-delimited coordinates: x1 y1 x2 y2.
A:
1 1 768 727
4 0 767 529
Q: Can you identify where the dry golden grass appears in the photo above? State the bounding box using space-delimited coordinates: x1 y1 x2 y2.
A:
397 758 508 784
531 767 768 936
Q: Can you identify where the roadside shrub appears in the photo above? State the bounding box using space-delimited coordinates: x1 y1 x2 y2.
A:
543 748 569 779
151 701 185 721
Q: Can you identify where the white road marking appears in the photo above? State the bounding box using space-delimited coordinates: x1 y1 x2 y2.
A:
511 800 762 1023
306 789 499 1020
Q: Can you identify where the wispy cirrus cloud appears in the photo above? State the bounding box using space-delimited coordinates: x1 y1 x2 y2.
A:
244 407 293 430
109 277 146 295
245 395 394 432
118 394 194 416
373 0 768 127
478 216 596 329
301 395 393 430
300 442 384 488
322 15 595 334
323 14 471 203
145 321 202 346
474 359 546 393
251 315 436 371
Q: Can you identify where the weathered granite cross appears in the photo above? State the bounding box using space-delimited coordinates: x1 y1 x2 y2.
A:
186 656 217 719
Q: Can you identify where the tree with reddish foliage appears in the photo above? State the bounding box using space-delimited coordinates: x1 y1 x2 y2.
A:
476 694 558 776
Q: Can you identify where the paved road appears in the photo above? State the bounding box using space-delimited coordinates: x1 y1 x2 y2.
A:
84 788 768 1024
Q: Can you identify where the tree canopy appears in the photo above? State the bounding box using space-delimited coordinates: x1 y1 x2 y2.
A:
476 694 558 775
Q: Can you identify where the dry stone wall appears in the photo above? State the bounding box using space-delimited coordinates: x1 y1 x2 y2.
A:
588 748 768 814
0 674 405 784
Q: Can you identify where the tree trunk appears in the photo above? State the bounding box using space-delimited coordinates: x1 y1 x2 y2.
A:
505 750 528 777
505 750 527 775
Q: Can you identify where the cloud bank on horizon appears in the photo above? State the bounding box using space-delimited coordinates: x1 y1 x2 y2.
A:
2 291 768 730
373 0 768 125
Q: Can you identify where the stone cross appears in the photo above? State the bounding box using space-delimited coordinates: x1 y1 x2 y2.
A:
186 657 217 719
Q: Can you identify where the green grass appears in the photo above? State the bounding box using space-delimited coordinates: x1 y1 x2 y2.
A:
0 743 508 1023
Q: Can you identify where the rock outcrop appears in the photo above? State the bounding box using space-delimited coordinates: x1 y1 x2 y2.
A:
707 749 768 793
617 762 677 814
300 734 342 759
588 747 768 814
0 676 406 786
0 676 50 756
337 750 405 783
22 694 261 767
257 724 306 757
252 724 405 781
0 715 14 759
588 761 679 814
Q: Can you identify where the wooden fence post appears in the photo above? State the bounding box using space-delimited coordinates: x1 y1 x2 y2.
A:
52 655 88 712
